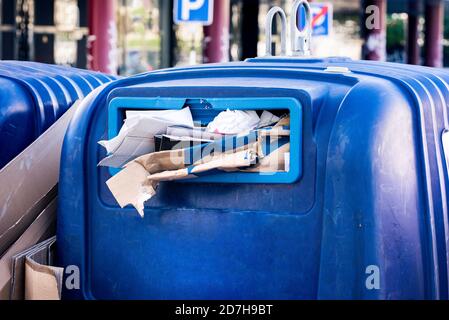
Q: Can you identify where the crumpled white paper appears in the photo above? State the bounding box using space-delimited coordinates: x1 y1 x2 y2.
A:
258 111 281 128
98 108 194 167
207 110 260 135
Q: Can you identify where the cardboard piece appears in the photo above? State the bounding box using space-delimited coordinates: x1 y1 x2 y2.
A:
106 162 157 216
0 198 57 300
147 147 258 182
106 143 258 217
104 117 292 218
274 116 290 127
25 258 63 300
23 237 63 301
0 101 79 256
10 237 57 300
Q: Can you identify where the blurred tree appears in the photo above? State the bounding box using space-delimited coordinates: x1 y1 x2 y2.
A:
386 14 406 63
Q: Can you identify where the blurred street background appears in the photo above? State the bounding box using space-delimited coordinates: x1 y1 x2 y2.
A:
0 0 448 75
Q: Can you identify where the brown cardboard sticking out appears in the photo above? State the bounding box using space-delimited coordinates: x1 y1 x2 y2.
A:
274 116 290 127
10 236 57 300
106 162 158 216
0 101 79 256
0 198 57 300
105 116 291 217
148 147 258 182
135 148 186 174
105 147 188 214
25 258 63 300
106 143 258 217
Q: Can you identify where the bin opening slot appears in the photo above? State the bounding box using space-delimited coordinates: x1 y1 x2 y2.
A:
120 99 290 129
99 97 302 216
100 97 302 183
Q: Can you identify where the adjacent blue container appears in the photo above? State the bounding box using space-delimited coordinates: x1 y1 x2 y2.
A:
57 57 449 300
0 61 116 169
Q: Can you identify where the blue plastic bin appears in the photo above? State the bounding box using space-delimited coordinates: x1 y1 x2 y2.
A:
0 61 117 169
57 57 449 300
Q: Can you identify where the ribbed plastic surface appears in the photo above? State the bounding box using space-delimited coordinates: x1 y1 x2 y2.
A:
0 61 117 168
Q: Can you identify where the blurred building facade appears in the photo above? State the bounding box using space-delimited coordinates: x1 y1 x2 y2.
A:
0 0 448 74
0 0 89 67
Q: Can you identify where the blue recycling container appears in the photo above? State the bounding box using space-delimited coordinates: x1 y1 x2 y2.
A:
0 61 117 169
57 57 449 300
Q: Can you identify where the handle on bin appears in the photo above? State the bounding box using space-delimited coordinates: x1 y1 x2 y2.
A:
290 0 312 56
265 6 287 56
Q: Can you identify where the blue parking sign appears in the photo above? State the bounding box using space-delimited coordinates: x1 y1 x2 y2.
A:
174 0 214 25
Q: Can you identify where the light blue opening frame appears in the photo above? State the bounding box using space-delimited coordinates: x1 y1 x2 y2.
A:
107 97 303 184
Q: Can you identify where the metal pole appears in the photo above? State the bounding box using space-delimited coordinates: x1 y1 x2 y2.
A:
33 0 54 64
239 0 259 60
203 0 230 63
88 0 117 74
0 0 16 60
424 0 444 67
159 0 175 68
407 0 420 65
361 0 387 61
76 0 89 69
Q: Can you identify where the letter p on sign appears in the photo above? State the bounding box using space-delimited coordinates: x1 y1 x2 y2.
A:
174 0 214 25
